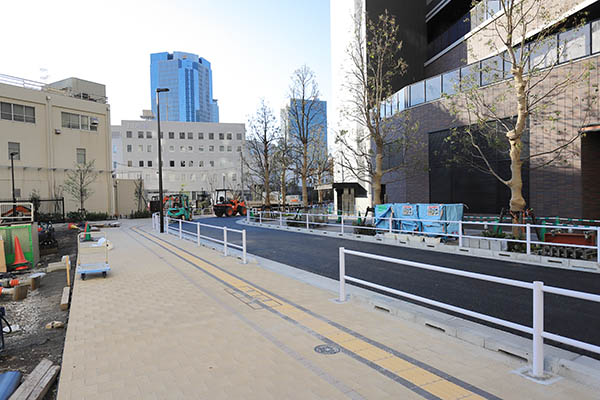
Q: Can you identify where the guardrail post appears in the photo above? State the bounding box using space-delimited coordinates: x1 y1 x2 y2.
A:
526 224 531 255
165 217 169 234
389 216 393 234
597 227 600 264
339 247 346 302
532 281 544 378
341 215 344 234
458 221 463 247
178 219 182 239
279 212 283 227
196 223 200 246
223 227 228 257
246 210 250 223
242 230 247 264
259 212 262 224
306 213 309 229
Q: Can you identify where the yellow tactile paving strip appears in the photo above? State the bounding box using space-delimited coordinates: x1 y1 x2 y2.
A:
133 226 495 400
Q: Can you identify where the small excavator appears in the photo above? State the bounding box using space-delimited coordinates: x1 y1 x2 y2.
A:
213 189 246 217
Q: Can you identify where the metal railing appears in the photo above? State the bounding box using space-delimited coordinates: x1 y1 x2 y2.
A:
337 247 600 379
248 210 600 263
153 213 246 264
0 202 34 225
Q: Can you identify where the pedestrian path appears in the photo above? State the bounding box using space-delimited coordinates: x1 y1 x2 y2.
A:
57 220 598 399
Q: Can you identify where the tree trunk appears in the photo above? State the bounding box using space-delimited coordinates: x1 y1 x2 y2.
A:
280 166 286 207
372 142 384 206
302 142 308 206
317 172 323 203
264 167 270 206
507 68 528 235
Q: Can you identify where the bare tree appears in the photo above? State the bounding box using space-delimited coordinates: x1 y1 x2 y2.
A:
63 160 98 213
243 100 280 206
446 0 595 225
133 175 146 212
288 65 325 206
309 133 333 203
274 109 294 206
336 9 423 206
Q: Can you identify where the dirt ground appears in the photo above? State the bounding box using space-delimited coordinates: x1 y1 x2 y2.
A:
0 223 78 400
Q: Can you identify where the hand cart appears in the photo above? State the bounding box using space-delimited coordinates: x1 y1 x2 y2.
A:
76 232 110 280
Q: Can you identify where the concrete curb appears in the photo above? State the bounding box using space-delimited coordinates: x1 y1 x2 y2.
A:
247 250 600 389
239 220 600 274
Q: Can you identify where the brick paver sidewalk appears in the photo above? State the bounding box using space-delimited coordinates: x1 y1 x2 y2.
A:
57 220 598 399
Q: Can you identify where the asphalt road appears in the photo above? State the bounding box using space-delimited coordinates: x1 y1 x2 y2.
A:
174 216 600 356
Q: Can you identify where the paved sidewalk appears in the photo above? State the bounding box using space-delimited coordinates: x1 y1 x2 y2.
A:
57 220 598 399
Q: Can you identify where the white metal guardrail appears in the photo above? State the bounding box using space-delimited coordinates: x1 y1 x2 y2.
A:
337 247 600 379
248 210 600 263
153 213 247 264
0 202 34 225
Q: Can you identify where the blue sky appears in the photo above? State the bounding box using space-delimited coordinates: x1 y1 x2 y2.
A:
1 0 331 125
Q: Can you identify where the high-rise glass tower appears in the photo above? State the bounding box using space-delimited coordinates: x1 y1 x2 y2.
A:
150 51 219 122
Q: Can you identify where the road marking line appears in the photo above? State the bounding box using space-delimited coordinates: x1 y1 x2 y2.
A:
133 227 500 400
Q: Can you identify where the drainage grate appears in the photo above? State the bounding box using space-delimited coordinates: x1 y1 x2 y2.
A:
314 344 340 355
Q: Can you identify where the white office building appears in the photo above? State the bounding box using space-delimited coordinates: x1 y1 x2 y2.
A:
111 120 245 201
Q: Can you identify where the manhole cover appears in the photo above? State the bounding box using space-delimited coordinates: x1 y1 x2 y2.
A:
314 344 340 355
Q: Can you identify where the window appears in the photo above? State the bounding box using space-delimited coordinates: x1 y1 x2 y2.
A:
81 115 89 130
219 133 224 140
181 160 186 167
147 145 152 152
198 132 204 139
169 132 175 139
188 146 193 152
559 25 590 63
138 131 144 139
146 131 152 139
148 160 153 167
460 64 480 90
179 132 185 139
236 133 242 140
138 145 143 152
112 144 117 153
127 144 132 153
90 117 98 131
226 133 232 140
113 161 117 169
425 75 441 101
232 173 237 182
199 160 204 167
481 55 503 86
209 145 215 152
219 145 224 152
160 132 164 139
61 112 80 129
2 103 35 123
236 146 241 152
209 161 214 167
180 146 185 152
1 103 12 120
169 160 175 167
227 146 232 152
530 37 557 70
190 161 194 167
126 131 133 138
199 145 204 152
139 160 144 167
76 148 86 164
128 160 132 167
169 145 174 152
209 132 214 140
187 132 193 139
593 20 600 54
409 81 425 106
8 142 20 160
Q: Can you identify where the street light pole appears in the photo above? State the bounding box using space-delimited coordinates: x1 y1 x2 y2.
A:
156 88 169 233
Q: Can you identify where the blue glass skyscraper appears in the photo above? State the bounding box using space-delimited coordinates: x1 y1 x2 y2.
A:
288 99 327 149
150 51 219 122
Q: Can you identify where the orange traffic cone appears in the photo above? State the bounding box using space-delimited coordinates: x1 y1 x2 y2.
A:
12 236 29 268
83 222 92 241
